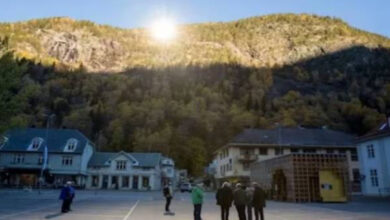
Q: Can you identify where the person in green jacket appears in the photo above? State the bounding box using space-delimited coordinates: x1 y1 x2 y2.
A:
191 183 204 220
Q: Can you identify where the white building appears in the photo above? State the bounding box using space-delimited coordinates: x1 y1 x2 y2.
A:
214 127 361 193
357 119 390 196
87 151 169 190
161 156 175 186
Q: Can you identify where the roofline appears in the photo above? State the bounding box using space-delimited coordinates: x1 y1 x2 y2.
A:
228 143 356 148
0 150 82 154
214 142 356 154
356 131 390 143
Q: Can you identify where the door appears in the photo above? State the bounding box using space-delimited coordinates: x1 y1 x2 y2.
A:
319 170 346 202
112 176 118 189
132 176 139 190
102 175 108 189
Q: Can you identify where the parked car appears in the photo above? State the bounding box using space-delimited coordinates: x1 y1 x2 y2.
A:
180 183 192 192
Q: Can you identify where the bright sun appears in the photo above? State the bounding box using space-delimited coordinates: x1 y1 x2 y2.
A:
150 18 177 42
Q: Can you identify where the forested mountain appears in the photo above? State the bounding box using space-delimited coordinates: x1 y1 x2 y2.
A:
1 14 390 175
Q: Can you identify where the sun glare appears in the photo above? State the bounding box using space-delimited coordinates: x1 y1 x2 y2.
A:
149 18 177 42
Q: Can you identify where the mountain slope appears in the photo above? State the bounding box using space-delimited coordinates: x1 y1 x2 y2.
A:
1 14 390 175
1 14 390 72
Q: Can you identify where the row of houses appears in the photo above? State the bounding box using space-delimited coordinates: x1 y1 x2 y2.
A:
210 118 390 198
0 128 180 190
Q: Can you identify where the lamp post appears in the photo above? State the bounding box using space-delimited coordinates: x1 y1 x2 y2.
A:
39 113 55 195
275 122 282 155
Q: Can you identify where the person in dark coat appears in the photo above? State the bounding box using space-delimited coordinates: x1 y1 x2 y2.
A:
252 182 266 220
216 182 234 220
163 183 173 214
245 185 254 220
59 182 71 213
233 183 247 220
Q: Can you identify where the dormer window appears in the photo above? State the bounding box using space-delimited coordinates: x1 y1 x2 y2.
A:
64 138 78 152
28 137 43 151
0 136 7 149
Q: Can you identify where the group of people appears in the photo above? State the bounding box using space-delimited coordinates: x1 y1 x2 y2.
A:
59 181 75 213
217 182 266 220
163 181 266 220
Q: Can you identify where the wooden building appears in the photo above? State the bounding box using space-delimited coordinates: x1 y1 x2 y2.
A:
250 153 349 202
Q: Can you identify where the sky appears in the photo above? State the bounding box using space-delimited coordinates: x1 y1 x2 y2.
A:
1 0 389 37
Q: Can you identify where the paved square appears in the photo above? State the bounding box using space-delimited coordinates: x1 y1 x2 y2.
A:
0 190 389 220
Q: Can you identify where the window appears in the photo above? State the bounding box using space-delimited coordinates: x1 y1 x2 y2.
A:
13 154 25 164
290 148 299 153
92 176 99 187
351 149 358 161
62 156 73 166
28 137 43 151
303 149 317 154
64 138 78 152
259 148 268 155
352 169 360 183
367 145 375 158
142 176 150 188
0 136 7 149
122 176 130 188
38 155 44 165
116 160 127 170
370 169 379 187
275 148 283 155
243 163 250 171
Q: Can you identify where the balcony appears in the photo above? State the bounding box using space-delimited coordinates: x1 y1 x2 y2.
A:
237 154 257 162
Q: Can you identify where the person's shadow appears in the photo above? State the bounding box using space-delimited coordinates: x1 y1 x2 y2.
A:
45 212 63 219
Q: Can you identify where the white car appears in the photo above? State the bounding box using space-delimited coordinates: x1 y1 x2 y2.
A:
180 183 192 192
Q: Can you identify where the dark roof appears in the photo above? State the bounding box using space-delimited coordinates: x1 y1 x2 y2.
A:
358 120 390 142
88 152 162 168
0 128 93 153
230 128 355 147
131 153 162 167
88 152 117 167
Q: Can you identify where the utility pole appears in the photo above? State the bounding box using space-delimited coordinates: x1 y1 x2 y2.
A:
39 114 55 195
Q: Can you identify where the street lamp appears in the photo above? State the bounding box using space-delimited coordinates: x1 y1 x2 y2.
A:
275 123 282 156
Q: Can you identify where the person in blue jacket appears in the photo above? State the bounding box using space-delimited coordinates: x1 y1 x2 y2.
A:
59 182 72 213
68 181 76 211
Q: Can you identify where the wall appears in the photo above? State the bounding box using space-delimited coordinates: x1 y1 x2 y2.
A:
358 136 390 196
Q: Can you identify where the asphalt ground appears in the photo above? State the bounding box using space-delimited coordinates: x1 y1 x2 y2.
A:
0 190 389 220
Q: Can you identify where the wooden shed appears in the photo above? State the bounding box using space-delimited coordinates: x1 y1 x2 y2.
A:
250 154 349 202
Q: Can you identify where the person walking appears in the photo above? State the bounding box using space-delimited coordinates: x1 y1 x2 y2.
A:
233 183 247 220
252 182 266 220
192 183 204 220
59 182 71 213
216 182 233 220
163 183 173 214
245 185 254 220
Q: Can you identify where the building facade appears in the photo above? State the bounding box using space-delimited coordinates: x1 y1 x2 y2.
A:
0 128 179 190
86 152 165 190
357 119 390 196
161 156 175 186
0 128 94 188
214 127 360 193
